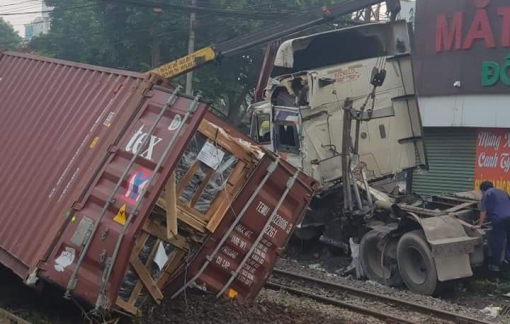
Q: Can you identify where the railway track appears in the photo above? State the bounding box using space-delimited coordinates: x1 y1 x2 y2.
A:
0 308 31 324
267 268 494 324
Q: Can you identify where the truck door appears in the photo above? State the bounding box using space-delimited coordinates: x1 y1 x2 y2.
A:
249 102 274 152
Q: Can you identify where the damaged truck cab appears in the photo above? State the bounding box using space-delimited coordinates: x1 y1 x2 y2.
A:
250 21 427 242
250 21 487 296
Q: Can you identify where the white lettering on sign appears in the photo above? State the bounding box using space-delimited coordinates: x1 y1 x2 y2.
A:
215 255 231 270
256 201 270 217
222 246 239 259
256 242 269 254
261 238 273 248
243 263 257 274
478 131 502 151
272 214 289 232
265 225 278 239
247 258 262 269
125 125 163 161
251 253 265 265
230 234 248 251
240 269 255 282
501 153 510 173
253 247 267 260
235 224 254 238
478 152 499 168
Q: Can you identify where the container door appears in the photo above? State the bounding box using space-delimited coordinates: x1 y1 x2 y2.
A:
39 86 209 309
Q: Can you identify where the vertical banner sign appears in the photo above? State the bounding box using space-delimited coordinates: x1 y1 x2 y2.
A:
475 129 510 192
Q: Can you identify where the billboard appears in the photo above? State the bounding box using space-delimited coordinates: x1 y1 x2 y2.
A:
475 128 510 193
414 0 510 96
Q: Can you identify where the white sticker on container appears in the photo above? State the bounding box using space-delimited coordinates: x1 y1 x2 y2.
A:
153 242 169 271
54 247 76 272
168 114 182 131
197 142 225 170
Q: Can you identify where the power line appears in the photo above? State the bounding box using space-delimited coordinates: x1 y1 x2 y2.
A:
102 0 293 20
0 0 41 8
0 3 43 14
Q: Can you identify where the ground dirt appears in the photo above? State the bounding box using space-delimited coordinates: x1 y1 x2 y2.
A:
135 289 383 324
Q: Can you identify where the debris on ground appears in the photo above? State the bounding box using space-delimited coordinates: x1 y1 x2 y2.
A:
139 289 385 324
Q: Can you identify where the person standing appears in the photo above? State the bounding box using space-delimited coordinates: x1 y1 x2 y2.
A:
475 181 510 273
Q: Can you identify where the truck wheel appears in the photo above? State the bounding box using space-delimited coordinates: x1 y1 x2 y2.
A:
397 230 440 296
360 230 402 286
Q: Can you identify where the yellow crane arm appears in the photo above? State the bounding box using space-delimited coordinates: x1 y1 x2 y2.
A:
149 46 217 79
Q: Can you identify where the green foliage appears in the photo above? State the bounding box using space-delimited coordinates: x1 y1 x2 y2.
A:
0 18 22 50
29 0 338 125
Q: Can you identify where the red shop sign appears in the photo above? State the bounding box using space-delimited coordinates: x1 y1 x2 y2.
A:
475 128 510 192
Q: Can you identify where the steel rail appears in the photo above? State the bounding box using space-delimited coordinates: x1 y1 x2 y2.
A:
270 268 492 324
265 282 417 324
0 308 32 324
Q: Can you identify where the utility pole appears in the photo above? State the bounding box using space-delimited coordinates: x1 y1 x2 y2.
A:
151 8 162 68
186 0 197 95
152 38 160 68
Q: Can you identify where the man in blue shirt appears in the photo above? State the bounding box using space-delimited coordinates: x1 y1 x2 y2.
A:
476 181 510 272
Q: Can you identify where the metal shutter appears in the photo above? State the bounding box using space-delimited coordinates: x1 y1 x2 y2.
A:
413 127 476 196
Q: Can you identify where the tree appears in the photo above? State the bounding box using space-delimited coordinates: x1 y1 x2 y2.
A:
0 18 22 50
29 0 338 125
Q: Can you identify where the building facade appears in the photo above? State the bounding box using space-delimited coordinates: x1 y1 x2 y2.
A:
412 0 510 195
24 3 51 40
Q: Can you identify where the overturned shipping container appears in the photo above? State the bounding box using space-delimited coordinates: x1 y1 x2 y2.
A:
0 51 316 313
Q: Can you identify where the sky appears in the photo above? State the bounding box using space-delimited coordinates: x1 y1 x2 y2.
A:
0 0 43 38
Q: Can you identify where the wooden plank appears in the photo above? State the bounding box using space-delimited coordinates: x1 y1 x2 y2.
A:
122 232 150 308
198 120 253 162
165 173 178 239
142 218 189 251
130 255 164 304
157 249 187 289
204 162 246 221
180 203 211 223
157 197 207 232
177 208 207 232
206 164 251 233
177 160 199 195
190 167 215 208
115 298 141 316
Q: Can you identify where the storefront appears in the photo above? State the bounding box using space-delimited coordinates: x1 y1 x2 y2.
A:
411 0 510 196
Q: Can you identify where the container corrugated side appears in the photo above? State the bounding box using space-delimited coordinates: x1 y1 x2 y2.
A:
0 52 210 309
166 116 317 302
0 51 147 278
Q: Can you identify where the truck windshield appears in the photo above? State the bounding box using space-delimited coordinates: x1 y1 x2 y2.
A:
276 122 299 153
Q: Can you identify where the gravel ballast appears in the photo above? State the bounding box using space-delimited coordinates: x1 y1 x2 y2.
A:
275 258 502 323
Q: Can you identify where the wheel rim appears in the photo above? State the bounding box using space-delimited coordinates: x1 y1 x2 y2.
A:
366 242 393 280
402 246 427 285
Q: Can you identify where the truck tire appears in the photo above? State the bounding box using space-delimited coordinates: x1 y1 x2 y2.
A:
360 230 402 287
397 230 440 296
